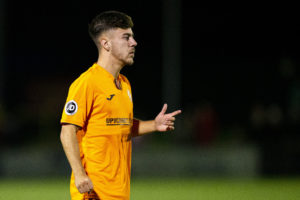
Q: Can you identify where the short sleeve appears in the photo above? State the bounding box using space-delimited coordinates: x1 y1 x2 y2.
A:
60 74 94 128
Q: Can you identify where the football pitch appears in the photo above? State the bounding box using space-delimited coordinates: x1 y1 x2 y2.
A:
0 177 300 200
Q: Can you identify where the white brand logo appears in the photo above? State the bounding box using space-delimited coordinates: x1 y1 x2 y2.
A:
127 90 132 102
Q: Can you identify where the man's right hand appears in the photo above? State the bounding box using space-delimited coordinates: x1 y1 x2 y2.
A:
60 124 94 194
74 174 94 194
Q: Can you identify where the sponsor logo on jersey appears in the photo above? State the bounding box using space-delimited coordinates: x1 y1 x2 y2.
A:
106 118 133 126
106 94 115 101
65 100 78 115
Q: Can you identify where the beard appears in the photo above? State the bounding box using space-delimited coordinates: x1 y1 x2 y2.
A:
112 50 135 66
125 57 134 66
110 42 136 66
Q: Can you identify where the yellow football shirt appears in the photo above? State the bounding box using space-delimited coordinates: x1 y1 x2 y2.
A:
61 63 133 200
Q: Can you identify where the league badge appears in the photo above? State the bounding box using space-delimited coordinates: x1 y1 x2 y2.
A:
65 100 78 115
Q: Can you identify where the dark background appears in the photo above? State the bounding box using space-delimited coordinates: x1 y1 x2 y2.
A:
0 1 299 176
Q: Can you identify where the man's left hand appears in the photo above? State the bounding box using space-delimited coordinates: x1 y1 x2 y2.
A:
155 104 181 132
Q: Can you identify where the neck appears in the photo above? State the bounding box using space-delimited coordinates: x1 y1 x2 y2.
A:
97 56 123 79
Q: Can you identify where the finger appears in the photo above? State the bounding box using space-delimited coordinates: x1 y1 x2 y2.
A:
165 122 174 126
169 110 182 117
88 181 94 190
167 126 174 131
76 180 91 194
77 184 84 193
77 186 82 193
166 117 175 121
164 120 174 125
84 181 92 193
81 184 90 193
160 104 168 115
79 185 86 194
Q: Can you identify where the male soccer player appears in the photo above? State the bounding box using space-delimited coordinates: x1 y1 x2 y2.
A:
60 10 181 200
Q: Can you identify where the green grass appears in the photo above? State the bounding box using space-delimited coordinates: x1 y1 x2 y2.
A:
0 178 70 200
131 178 300 200
0 177 300 200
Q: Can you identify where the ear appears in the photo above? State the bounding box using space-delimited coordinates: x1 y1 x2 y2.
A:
100 38 111 51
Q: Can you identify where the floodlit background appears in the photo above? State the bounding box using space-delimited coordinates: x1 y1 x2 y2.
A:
0 1 300 199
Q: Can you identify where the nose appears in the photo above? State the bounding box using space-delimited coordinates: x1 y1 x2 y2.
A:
130 38 137 47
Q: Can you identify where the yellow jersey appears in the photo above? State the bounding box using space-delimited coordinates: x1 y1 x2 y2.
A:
61 63 133 200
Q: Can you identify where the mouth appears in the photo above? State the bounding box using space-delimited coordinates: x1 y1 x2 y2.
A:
129 48 135 54
129 51 135 57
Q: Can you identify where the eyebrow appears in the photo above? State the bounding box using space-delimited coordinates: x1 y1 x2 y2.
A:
123 33 134 37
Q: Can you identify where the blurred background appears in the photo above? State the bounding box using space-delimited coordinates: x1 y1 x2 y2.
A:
0 0 300 182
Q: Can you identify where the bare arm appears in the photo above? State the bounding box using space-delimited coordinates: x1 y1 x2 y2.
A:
60 124 93 193
132 104 181 137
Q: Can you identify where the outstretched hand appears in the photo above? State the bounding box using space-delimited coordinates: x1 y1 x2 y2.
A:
155 104 182 132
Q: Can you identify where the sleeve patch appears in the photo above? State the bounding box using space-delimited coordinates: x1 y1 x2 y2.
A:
65 100 78 116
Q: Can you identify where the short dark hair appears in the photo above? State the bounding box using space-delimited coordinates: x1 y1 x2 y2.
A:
88 10 134 46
